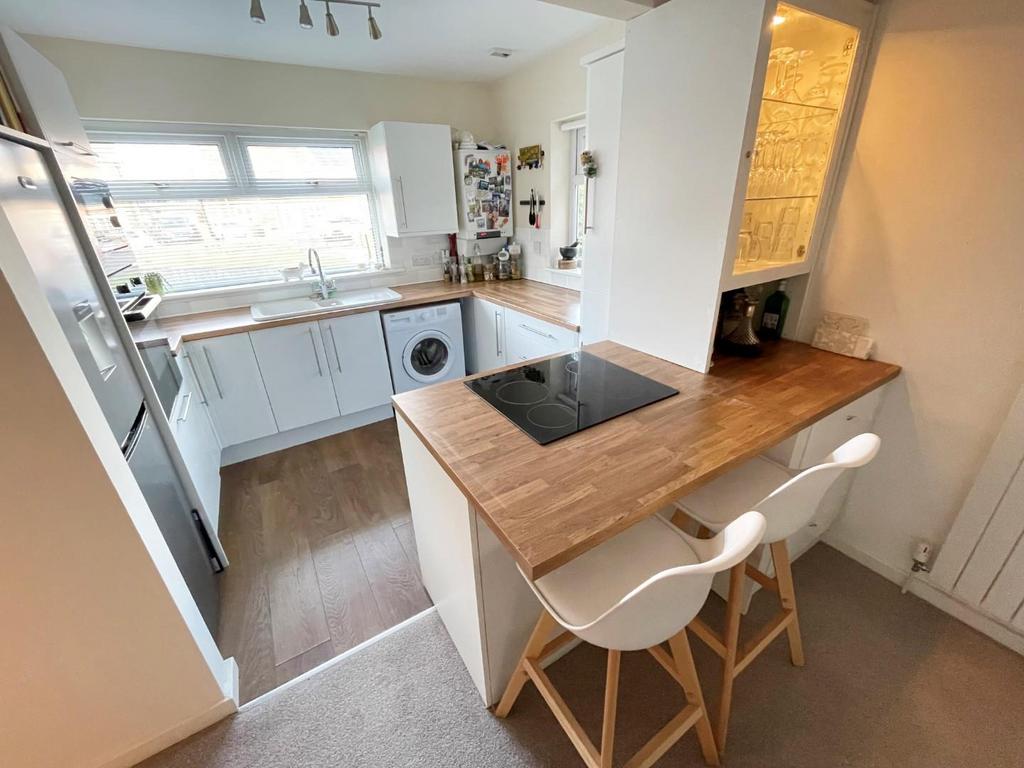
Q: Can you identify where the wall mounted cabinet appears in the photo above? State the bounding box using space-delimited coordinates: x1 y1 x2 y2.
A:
608 0 875 372
368 121 458 237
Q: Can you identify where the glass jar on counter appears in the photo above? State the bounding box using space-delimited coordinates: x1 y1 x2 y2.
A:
496 248 511 281
509 243 523 280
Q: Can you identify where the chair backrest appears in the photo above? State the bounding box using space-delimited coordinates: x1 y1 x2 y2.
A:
756 432 881 544
529 511 766 651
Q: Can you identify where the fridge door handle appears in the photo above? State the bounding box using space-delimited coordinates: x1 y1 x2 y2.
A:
121 405 149 463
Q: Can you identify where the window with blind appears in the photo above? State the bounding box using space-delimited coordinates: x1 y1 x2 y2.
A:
86 125 386 292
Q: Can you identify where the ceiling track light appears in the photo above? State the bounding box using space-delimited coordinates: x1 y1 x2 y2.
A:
251 0 382 39
367 6 382 41
325 1 340 36
250 0 266 24
299 0 314 29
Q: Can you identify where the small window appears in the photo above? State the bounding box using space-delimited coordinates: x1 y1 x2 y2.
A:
569 125 588 248
245 142 358 181
93 141 228 183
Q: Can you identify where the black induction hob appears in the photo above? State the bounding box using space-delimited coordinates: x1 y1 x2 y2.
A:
465 352 679 445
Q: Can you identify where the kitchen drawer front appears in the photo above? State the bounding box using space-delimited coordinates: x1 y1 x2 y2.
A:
764 387 884 470
506 309 578 363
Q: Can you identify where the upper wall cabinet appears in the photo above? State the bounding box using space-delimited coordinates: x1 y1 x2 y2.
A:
368 121 458 238
608 0 875 373
0 28 96 172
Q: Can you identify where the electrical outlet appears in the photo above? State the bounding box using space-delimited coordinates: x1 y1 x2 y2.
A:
532 239 541 255
411 251 437 267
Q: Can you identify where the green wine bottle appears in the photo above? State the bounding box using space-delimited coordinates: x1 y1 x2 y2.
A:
760 280 790 340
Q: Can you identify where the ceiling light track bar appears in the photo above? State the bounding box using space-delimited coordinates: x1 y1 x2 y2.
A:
311 0 381 8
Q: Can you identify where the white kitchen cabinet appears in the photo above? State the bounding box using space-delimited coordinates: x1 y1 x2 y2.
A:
0 28 96 171
580 43 624 345
463 297 507 374
186 334 278 447
609 0 876 372
318 311 394 415
368 121 457 237
505 309 579 364
249 321 341 432
173 352 222 531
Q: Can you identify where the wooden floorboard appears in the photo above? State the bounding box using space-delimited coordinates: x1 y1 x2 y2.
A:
215 417 433 704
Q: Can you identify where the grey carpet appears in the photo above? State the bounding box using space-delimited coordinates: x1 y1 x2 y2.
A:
140 545 1024 768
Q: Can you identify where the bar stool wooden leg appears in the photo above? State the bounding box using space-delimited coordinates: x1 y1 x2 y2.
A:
715 561 745 753
600 650 621 768
668 630 720 766
770 540 805 667
495 609 558 717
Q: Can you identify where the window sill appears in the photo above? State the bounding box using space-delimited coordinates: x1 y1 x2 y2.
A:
160 266 411 302
545 266 583 277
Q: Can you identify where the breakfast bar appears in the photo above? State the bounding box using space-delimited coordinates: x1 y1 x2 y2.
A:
392 340 900 704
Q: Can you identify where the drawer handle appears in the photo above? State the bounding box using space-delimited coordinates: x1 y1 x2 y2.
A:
519 323 556 341
177 391 193 423
328 325 343 374
184 352 209 405
202 347 224 399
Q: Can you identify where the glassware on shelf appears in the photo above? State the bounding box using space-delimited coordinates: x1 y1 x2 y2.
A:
766 47 795 99
753 221 774 262
737 212 754 262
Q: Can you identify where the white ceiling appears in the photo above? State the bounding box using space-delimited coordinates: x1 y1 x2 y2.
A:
0 0 605 81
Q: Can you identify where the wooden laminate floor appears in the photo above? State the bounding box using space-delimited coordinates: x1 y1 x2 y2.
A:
215 417 431 704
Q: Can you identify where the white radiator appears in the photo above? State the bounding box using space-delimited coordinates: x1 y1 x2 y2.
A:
930 385 1024 635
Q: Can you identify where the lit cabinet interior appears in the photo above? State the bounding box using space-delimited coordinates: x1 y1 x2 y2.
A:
733 4 860 279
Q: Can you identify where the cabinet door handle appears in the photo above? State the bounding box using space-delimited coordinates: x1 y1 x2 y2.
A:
519 323 556 341
328 324 343 374
308 328 324 377
184 352 209 405
177 391 193 423
202 347 224 399
395 176 408 228
495 310 503 357
55 140 97 157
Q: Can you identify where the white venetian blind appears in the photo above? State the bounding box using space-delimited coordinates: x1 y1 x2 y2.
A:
88 127 385 292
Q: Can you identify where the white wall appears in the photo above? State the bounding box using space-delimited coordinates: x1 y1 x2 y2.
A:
493 20 625 288
26 35 498 136
806 0 1024 578
0 221 234 768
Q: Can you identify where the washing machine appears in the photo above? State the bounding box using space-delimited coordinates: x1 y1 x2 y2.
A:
382 302 466 393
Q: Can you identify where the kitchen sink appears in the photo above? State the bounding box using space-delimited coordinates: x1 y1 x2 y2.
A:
250 287 402 322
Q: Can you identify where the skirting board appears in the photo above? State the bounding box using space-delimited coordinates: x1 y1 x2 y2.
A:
823 533 1024 657
221 404 394 465
95 694 237 768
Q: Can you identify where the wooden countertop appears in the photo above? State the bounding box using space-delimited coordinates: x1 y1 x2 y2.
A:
392 340 901 580
131 279 580 353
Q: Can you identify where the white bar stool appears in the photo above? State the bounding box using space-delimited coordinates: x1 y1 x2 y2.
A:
673 433 881 753
495 511 766 768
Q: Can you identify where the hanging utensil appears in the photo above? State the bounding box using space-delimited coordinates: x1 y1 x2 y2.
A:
529 189 536 226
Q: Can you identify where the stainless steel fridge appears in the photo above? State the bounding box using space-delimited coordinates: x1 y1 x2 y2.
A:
0 135 221 630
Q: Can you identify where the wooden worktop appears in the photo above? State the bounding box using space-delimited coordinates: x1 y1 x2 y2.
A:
392 340 901 580
133 279 580 353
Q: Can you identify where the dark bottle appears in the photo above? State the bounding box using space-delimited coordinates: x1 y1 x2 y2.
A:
760 280 790 340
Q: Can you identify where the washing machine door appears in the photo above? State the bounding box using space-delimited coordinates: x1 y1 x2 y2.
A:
402 329 456 385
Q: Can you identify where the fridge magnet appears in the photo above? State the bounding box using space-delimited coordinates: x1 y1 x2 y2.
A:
504 174 512 185
477 180 489 191
497 153 511 175
481 201 493 213
516 144 544 170
475 217 487 228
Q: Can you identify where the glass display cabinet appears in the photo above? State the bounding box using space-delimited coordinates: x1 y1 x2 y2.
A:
728 2 866 287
